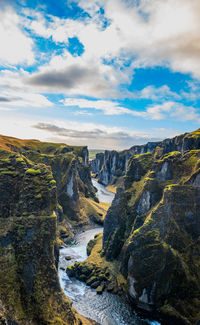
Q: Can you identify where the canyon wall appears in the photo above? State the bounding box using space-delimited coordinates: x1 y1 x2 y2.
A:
91 129 200 186
103 131 200 324
0 135 96 324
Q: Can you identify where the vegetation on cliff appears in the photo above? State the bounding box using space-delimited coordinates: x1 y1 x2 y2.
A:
78 129 200 325
0 135 98 324
2 129 200 325
101 139 200 325
0 135 103 241
91 128 200 187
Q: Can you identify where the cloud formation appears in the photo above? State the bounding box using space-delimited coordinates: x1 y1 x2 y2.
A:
25 0 200 85
0 89 53 108
61 98 130 115
32 121 163 149
0 6 34 65
0 97 12 102
0 0 199 150
26 59 116 97
60 97 200 122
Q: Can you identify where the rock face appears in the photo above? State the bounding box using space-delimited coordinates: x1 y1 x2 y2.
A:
0 150 81 324
103 137 200 324
0 135 97 235
91 150 131 185
91 129 200 186
0 136 96 324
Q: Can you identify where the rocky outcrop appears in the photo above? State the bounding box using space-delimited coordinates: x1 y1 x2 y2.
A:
66 233 123 296
0 135 100 324
0 135 98 235
0 149 85 324
102 147 200 325
91 129 200 186
90 152 104 174
91 150 131 186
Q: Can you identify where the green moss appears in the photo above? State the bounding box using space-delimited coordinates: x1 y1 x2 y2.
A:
159 151 181 161
0 170 16 175
25 168 41 175
50 179 56 185
35 193 42 199
16 157 24 162
184 128 200 139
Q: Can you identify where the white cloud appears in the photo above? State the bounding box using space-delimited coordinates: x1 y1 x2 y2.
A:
74 110 93 116
26 0 200 79
131 85 181 101
0 107 14 111
0 89 53 108
143 102 200 122
61 97 200 122
103 0 200 77
31 121 164 149
13 0 199 102
0 114 163 150
61 98 130 115
22 50 122 98
0 1 200 117
0 6 34 65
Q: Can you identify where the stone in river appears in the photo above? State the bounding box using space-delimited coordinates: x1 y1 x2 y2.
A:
65 256 72 260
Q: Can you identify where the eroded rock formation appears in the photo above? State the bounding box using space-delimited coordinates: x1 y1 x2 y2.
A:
0 135 97 324
91 129 200 186
103 143 200 324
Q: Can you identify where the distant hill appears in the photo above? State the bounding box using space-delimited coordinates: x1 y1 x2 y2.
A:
89 149 104 160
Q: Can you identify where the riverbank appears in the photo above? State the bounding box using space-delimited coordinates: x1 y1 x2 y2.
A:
59 227 160 325
58 180 160 325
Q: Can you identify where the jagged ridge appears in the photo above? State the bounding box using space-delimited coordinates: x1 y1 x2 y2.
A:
91 129 200 186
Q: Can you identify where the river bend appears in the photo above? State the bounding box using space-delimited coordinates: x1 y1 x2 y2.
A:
58 179 160 325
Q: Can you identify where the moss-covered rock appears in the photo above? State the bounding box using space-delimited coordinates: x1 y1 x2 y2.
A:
0 147 93 325
66 234 126 298
0 134 100 240
102 143 200 324
91 128 200 186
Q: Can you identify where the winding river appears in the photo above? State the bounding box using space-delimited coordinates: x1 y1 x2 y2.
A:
58 179 160 325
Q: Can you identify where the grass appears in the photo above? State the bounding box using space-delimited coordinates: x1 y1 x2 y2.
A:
87 198 110 219
184 128 200 139
89 149 104 160
83 233 127 291
0 134 85 156
106 185 117 194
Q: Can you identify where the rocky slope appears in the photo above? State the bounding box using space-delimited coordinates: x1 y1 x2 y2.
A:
103 141 200 324
71 129 200 325
0 148 95 325
0 135 102 242
91 129 200 186
0 135 99 324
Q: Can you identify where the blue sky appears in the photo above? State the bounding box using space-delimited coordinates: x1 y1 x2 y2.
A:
0 0 200 149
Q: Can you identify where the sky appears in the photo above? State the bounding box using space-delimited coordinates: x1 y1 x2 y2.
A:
0 0 200 149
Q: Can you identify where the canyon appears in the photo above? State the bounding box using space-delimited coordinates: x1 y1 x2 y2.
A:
1 130 200 324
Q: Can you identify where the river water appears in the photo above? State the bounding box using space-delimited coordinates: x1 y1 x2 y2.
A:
91 179 115 204
58 179 160 325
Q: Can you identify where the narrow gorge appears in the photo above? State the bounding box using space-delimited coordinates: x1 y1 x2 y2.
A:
0 130 200 325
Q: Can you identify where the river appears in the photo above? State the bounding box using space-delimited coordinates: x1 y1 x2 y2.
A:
58 179 160 325
91 179 115 204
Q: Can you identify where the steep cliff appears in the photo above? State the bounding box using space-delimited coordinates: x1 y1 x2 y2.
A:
0 135 100 240
91 129 200 186
103 145 200 324
0 148 92 325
